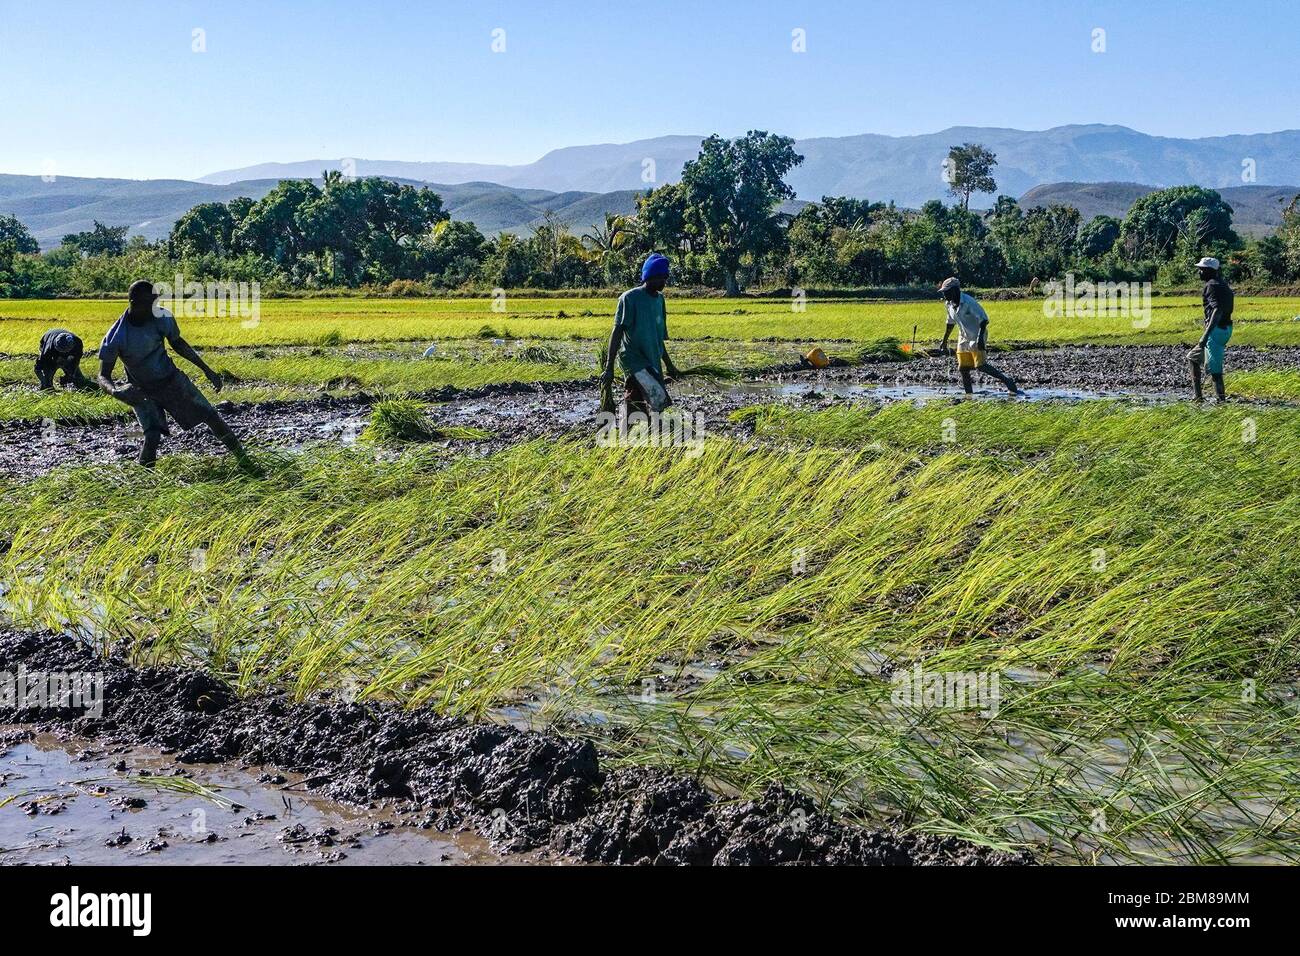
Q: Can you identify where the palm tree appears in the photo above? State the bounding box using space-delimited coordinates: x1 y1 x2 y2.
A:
582 213 631 256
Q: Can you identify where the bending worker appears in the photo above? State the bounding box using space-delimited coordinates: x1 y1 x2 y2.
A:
35 328 91 390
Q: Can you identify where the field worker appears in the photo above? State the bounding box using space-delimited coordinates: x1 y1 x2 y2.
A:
600 252 682 422
34 328 91 390
97 280 254 470
938 277 1020 396
1188 257 1233 402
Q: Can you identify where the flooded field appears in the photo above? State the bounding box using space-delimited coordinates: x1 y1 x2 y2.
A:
0 729 515 866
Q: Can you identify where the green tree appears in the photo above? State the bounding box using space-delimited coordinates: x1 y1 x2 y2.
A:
422 219 486 287
234 179 321 277
680 131 804 294
1119 186 1237 260
1078 214 1121 259
945 143 998 211
169 202 236 259
61 220 129 256
482 232 530 288
1275 194 1300 280
1022 204 1082 278
0 214 39 254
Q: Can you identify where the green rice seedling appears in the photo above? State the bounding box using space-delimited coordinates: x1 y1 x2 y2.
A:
2 400 1299 863
513 344 563 364
5 295 1300 352
361 399 437 444
855 337 910 362
1233 369 1300 401
360 399 490 445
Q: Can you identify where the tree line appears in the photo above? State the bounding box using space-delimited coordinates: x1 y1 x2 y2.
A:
3 132 1300 298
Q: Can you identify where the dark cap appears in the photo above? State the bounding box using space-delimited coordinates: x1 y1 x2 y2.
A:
128 279 159 302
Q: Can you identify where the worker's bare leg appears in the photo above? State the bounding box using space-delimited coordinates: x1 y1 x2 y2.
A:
959 369 974 395
1190 360 1204 402
1211 372 1226 402
978 362 1019 395
205 411 261 474
139 429 162 468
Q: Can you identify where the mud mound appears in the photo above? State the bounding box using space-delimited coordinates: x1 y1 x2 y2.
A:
0 629 1029 866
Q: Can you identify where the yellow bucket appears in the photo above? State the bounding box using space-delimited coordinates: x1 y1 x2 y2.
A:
805 347 830 369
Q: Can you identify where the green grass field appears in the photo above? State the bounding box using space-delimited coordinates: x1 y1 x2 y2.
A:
3 294 1300 352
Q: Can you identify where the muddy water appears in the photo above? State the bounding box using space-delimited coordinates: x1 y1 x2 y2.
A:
0 729 521 865
670 375 1178 404
2 343 1297 481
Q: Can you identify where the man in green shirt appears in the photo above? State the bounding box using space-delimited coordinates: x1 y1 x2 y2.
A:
600 253 681 421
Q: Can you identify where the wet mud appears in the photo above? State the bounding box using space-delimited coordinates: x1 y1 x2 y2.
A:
0 728 516 866
2 344 1295 481
0 629 1030 865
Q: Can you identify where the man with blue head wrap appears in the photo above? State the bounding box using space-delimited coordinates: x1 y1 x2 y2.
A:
601 253 681 421
35 328 91 390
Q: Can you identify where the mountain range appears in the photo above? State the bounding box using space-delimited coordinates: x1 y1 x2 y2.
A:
4 125 1299 249
200 125 1300 208
0 174 647 250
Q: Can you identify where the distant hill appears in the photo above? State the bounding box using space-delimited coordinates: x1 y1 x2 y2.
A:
200 125 1300 209
197 136 709 193
1019 182 1300 237
0 174 647 250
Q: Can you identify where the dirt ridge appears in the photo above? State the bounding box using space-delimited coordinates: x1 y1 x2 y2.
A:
0 629 1030 866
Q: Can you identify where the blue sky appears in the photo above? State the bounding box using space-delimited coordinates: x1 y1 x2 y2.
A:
1 0 1296 180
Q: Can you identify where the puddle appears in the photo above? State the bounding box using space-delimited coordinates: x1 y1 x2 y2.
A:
0 730 523 866
671 376 1180 404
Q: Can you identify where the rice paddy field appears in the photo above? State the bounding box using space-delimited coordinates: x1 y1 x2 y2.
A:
2 293 1299 865
2 293 1300 351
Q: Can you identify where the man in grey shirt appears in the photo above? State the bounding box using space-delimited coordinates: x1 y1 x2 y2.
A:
97 280 254 470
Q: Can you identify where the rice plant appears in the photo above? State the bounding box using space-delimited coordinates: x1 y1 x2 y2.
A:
2 399 1297 863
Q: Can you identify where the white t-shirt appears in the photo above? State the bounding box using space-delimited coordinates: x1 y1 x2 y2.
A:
946 293 988 351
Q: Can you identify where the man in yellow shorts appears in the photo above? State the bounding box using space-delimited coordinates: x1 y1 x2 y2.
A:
938 277 1020 396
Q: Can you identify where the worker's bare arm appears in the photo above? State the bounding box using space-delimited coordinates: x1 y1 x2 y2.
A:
601 325 625 382
661 343 681 380
940 321 955 352
96 355 117 394
172 336 224 392
1199 306 1221 348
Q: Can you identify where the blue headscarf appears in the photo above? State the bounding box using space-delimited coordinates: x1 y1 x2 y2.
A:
641 253 670 282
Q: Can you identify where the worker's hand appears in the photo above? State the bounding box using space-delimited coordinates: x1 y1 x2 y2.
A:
600 365 615 385
111 385 143 406
936 343 951 356
205 369 224 392
664 365 681 383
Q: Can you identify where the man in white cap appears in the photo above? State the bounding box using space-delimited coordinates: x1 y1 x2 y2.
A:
1188 257 1233 402
937 277 1020 396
